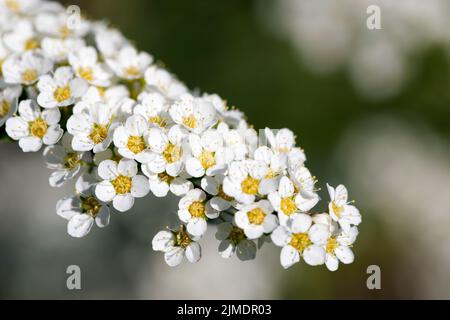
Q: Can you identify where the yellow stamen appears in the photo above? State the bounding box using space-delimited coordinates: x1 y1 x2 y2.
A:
64 152 81 170
290 233 312 253
217 186 233 202
0 100 11 118
158 172 174 184
331 201 344 218
163 143 182 163
241 176 260 195
124 66 140 77
81 196 102 218
182 114 196 129
111 175 132 194
247 208 266 225
54 86 71 103
78 67 94 82
188 201 206 218
89 123 108 144
149 115 166 128
29 117 48 139
127 135 146 154
24 38 40 51
22 69 38 84
326 237 339 255
199 150 216 169
280 197 297 215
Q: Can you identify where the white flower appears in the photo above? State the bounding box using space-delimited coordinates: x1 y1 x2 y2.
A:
185 130 227 177
201 175 234 211
202 93 227 116
5 99 62 152
43 132 84 187
37 66 87 108
216 122 249 161
107 46 153 80
177 188 219 237
324 226 358 272
145 125 187 177
0 0 41 15
254 146 287 195
234 200 278 239
113 114 153 163
222 160 268 204
152 226 201 267
144 65 187 99
2 51 53 85
265 128 296 154
271 213 329 269
68 46 112 87
41 37 85 63
35 12 89 39
327 184 361 233
57 174 110 238
169 93 217 134
268 175 319 226
66 102 116 153
2 20 39 53
133 91 170 128
141 165 193 198
94 24 128 59
215 222 257 260
0 85 22 127
95 158 149 212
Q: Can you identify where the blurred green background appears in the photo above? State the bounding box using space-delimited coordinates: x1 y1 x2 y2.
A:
1 0 450 299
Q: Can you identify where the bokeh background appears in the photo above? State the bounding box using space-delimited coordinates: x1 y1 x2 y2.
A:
1 0 450 299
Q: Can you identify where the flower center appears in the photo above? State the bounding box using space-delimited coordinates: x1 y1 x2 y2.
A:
228 226 246 245
81 196 102 218
241 176 260 195
0 100 11 118
247 208 266 225
280 197 297 215
78 67 94 82
199 150 216 169
188 201 206 218
29 117 48 139
331 201 344 218
218 186 233 202
127 135 146 154
175 226 192 248
59 25 71 39
64 152 81 170
158 172 174 184
124 66 140 77
326 237 339 255
89 123 108 144
22 69 38 84
163 143 182 163
149 115 166 127
54 86 71 103
289 233 312 253
182 115 196 129
111 175 132 194
25 38 40 51
5 0 19 12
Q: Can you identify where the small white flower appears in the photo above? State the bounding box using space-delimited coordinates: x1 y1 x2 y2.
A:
254 145 287 195
3 20 39 53
271 213 329 269
141 165 193 198
94 25 128 59
0 85 22 127
327 184 361 233
152 226 201 267
35 12 90 39
265 128 296 154
177 188 219 237
68 46 112 87
66 102 116 153
95 158 149 212
234 200 278 239
144 65 187 99
133 91 170 128
41 37 86 63
57 174 110 238
43 132 84 187
324 226 358 272
216 122 249 161
169 93 218 134
0 0 41 15
268 175 319 226
201 175 234 211
5 99 62 152
145 125 187 177
2 51 53 85
113 114 153 163
37 66 87 108
215 222 256 260
185 130 226 177
222 160 268 204
107 46 153 80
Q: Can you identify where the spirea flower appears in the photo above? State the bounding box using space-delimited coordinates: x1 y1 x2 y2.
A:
0 1 361 271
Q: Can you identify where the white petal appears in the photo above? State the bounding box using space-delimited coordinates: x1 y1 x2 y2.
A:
43 125 63 145
262 214 278 233
56 197 81 220
289 213 312 233
164 247 184 267
152 230 175 252
303 246 326 266
218 240 235 259
271 226 291 247
280 245 300 269
95 206 110 228
113 194 135 212
187 218 207 237
308 223 330 245
68 214 94 238
95 181 116 202
279 176 294 198
244 225 264 240
118 158 138 177
131 175 150 198
185 242 201 263
335 246 354 264
325 254 339 271
185 157 205 178
97 159 118 180
19 136 43 152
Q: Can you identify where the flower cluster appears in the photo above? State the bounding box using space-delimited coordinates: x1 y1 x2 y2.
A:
0 0 361 270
